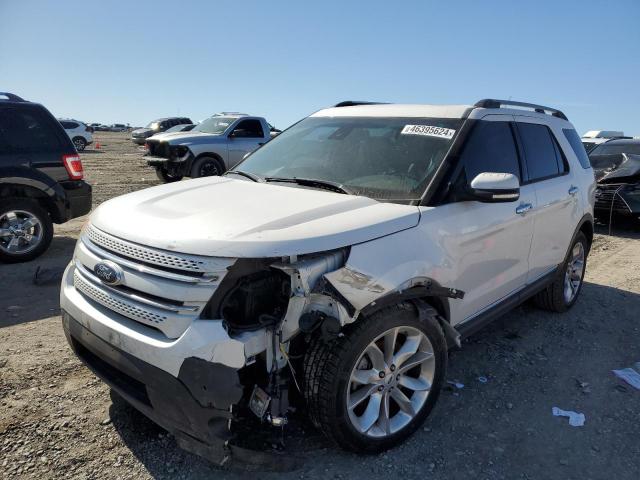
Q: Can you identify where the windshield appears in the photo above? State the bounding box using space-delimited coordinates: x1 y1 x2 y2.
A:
146 121 160 129
193 116 235 134
234 116 462 201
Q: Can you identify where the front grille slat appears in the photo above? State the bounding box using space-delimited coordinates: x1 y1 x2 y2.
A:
86 225 216 273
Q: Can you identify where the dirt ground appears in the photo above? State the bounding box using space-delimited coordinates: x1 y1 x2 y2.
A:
1 132 639 479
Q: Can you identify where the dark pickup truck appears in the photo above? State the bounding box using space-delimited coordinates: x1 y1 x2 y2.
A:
0 92 92 262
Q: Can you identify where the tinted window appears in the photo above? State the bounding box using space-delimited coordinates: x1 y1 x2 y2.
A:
590 143 640 156
0 107 62 153
459 121 521 181
232 119 264 138
564 129 591 169
517 123 560 181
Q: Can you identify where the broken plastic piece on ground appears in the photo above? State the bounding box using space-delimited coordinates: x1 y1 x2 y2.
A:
612 367 640 390
552 407 585 427
478 376 488 383
446 380 464 389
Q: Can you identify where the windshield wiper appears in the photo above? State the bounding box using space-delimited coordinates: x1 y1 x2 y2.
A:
264 177 354 195
226 170 264 182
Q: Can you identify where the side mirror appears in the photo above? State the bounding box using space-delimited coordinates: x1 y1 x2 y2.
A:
468 172 520 202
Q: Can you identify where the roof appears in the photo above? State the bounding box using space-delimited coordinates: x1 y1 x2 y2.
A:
312 103 473 119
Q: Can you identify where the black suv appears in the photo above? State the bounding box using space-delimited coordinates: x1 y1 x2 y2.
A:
0 92 92 263
131 117 193 145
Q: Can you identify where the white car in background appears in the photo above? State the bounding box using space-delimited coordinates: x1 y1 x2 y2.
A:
58 119 93 151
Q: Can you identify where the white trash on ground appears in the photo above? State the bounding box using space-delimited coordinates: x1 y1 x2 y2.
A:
612 367 640 390
446 380 464 389
552 407 586 427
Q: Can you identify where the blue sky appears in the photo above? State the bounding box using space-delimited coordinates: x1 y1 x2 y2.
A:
1 0 638 135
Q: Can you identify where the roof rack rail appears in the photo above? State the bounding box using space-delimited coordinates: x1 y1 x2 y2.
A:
474 98 568 121
0 92 25 102
334 101 387 108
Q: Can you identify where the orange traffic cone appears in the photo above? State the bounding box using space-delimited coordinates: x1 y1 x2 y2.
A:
95 142 101 149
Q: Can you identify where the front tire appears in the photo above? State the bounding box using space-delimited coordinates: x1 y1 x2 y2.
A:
533 232 589 312
155 167 183 183
73 136 87 151
190 156 224 178
0 198 54 263
303 302 447 453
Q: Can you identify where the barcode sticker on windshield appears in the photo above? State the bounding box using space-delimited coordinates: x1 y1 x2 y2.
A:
401 125 456 139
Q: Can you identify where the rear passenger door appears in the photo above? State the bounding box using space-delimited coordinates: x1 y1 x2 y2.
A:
514 118 581 281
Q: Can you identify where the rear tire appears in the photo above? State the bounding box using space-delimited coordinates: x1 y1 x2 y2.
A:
303 302 447 453
73 136 87 151
190 156 224 178
155 168 183 183
0 198 54 263
533 232 589 312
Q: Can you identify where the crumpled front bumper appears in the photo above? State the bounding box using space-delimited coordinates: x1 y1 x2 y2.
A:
62 311 237 462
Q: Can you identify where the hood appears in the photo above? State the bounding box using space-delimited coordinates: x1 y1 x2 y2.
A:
164 131 222 146
592 153 640 183
90 177 420 258
147 131 199 142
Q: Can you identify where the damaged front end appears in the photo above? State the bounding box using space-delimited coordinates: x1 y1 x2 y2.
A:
60 226 355 470
592 153 640 215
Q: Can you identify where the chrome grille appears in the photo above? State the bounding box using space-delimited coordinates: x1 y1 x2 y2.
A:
86 224 210 272
72 224 235 338
74 270 168 326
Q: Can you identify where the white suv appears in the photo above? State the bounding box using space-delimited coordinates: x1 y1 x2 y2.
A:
60 99 595 467
59 119 93 151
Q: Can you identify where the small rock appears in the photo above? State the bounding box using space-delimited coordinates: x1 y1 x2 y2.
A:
100 418 112 426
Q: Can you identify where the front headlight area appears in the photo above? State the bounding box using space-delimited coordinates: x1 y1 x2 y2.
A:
169 145 190 160
199 249 351 426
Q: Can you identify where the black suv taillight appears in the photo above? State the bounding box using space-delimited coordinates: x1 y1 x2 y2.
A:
63 154 84 180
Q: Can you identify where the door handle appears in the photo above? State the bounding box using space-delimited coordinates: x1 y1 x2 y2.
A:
568 185 579 196
516 203 533 215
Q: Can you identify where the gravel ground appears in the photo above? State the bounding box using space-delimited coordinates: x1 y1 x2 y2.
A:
1 132 639 479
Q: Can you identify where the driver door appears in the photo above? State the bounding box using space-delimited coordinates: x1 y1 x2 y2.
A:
438 115 537 324
228 119 266 167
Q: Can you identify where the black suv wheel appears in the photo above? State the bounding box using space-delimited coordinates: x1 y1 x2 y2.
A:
0 198 53 263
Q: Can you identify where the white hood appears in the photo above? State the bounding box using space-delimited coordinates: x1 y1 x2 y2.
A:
90 177 420 258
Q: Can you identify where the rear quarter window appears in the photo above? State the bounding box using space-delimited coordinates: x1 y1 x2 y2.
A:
563 128 592 169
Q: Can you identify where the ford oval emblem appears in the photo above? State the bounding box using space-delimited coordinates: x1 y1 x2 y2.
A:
94 260 124 285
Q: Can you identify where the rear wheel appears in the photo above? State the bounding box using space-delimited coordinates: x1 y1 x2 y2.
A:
303 302 447 453
0 198 53 263
190 156 224 178
72 136 87 151
533 232 588 312
155 167 183 183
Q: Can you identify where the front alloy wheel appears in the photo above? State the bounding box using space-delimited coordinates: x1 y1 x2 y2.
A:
347 326 435 437
303 302 447 453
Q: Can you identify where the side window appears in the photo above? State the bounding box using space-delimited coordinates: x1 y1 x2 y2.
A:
0 107 62 153
517 122 560 182
563 128 591 169
68 122 79 130
458 121 521 182
231 119 264 138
